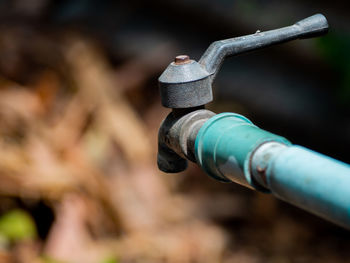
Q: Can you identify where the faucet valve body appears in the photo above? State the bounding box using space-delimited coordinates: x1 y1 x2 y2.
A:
157 109 215 173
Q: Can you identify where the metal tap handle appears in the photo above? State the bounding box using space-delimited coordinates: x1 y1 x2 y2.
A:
199 14 329 79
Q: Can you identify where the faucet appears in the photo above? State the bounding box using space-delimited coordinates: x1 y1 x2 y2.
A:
157 14 350 229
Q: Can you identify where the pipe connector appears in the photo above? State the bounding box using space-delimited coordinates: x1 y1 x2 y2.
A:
194 113 291 188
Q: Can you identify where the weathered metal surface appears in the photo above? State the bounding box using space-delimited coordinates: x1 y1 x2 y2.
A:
157 140 188 173
199 14 328 79
157 109 215 172
158 14 329 109
158 59 212 108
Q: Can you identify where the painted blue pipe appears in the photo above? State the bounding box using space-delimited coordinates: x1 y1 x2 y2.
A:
195 112 350 228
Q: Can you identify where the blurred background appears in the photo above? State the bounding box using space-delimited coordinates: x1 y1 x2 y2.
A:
0 0 349 262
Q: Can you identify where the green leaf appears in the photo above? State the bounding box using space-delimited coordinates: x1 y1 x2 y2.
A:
0 209 37 242
100 256 119 263
41 255 67 263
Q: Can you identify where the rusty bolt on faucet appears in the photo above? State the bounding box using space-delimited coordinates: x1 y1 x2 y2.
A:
174 55 191 65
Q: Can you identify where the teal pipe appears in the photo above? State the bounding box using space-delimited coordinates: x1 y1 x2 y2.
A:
195 112 350 228
265 145 350 228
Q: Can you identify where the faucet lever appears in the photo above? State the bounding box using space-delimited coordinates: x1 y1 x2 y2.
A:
199 14 329 79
